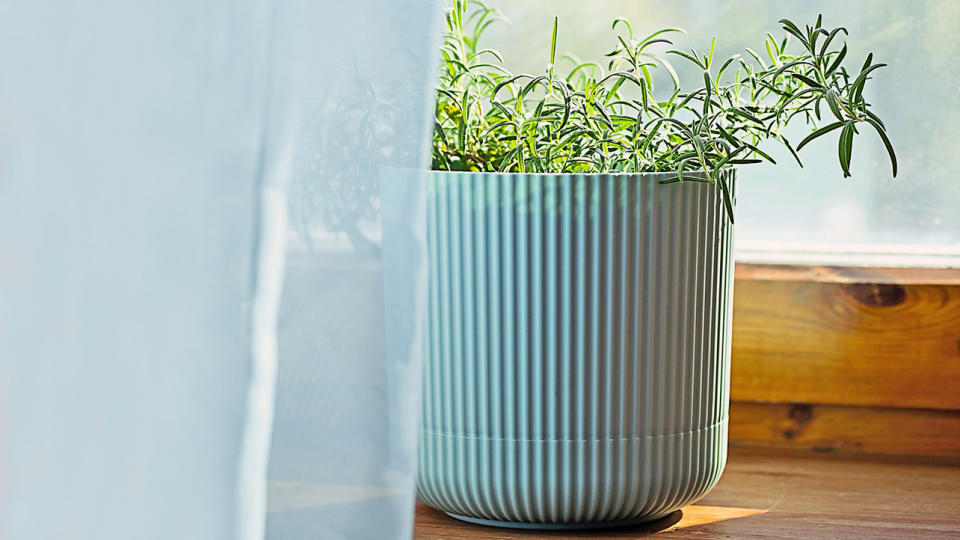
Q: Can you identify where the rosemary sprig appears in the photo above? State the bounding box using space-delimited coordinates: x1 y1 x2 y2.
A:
433 1 897 222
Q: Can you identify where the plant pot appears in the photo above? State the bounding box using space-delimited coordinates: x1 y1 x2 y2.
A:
416 170 736 529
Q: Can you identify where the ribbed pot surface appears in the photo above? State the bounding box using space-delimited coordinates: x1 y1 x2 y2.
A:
417 171 735 527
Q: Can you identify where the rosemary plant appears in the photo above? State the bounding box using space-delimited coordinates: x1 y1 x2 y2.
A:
432 0 898 221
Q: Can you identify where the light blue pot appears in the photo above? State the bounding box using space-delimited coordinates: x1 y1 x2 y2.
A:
417 170 735 529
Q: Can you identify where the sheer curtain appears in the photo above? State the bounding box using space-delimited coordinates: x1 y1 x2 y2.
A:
0 1 439 539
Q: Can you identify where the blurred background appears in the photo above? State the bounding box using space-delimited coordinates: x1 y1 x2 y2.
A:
481 0 960 264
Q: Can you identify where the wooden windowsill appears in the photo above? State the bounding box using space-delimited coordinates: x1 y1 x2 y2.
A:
413 447 960 538
734 262 960 285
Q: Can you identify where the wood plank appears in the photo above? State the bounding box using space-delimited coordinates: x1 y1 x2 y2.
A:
413 448 960 539
730 274 960 410
729 401 960 458
735 263 960 285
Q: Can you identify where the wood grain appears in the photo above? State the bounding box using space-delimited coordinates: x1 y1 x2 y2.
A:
729 401 960 458
730 271 960 410
413 448 960 539
734 263 960 285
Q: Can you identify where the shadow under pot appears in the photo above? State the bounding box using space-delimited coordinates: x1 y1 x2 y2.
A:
417 170 736 529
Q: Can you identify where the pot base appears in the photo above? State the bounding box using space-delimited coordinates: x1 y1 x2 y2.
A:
445 511 672 530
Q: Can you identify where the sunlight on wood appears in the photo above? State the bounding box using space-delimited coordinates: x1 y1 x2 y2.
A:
667 505 767 530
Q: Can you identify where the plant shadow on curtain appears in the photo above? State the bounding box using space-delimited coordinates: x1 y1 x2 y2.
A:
265 1 440 539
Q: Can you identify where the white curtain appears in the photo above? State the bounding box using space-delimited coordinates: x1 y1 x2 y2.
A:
0 1 440 539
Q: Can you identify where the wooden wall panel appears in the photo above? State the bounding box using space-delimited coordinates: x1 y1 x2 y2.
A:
729 401 960 458
731 264 960 410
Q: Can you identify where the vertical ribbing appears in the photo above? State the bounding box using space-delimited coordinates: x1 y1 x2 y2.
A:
418 171 735 526
473 173 494 518
530 173 545 520
608 175 629 521
544 175 559 522
570 176 581 520
515 173 531 520
559 177 573 519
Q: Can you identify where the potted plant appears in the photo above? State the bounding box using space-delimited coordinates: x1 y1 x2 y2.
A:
416 0 897 529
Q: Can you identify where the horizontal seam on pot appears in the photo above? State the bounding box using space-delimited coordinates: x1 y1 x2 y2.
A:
420 417 728 442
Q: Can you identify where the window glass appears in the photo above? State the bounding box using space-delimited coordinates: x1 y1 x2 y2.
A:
483 0 960 265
